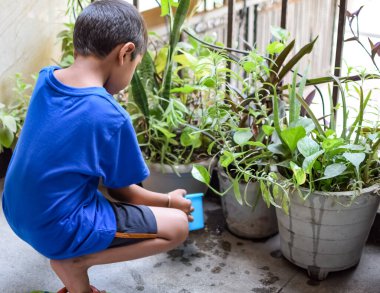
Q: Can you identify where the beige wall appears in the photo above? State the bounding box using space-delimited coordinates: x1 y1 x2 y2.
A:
0 0 67 103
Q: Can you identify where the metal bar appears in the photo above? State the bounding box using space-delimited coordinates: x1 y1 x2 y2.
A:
253 4 258 48
133 0 139 10
226 0 235 88
280 0 288 29
227 0 235 49
332 0 347 109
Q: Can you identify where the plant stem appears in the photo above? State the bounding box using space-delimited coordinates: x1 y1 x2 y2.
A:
363 138 380 184
354 85 364 144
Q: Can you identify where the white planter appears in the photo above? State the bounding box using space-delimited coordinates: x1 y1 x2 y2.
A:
218 170 278 239
276 185 380 280
143 160 211 194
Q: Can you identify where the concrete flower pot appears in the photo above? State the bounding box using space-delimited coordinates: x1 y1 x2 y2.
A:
143 160 212 194
218 170 278 239
276 185 380 280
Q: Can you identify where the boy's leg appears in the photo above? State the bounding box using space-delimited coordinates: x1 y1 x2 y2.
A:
50 207 188 293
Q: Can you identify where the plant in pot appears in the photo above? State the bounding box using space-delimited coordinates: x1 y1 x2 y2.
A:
0 74 33 178
260 65 380 280
191 28 319 239
128 0 231 193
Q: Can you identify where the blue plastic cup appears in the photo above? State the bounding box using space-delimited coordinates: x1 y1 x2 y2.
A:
185 193 204 231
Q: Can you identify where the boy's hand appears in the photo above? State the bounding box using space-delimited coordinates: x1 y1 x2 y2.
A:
168 189 194 222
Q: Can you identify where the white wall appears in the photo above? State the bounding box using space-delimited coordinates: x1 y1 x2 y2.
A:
0 0 67 103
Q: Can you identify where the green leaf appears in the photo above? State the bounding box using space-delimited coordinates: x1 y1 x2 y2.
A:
262 125 274 136
173 51 197 66
266 41 285 55
201 77 216 88
233 128 253 145
170 85 195 94
131 72 150 121
278 37 318 81
288 67 300 124
191 165 210 185
241 141 266 148
0 127 14 148
153 125 176 139
290 117 315 134
322 138 345 151
207 140 216 155
297 136 320 157
320 163 347 180
302 150 324 174
220 151 234 168
160 0 170 16
180 128 202 148
281 126 306 152
290 161 306 185
268 143 288 156
343 152 365 172
2 115 17 133
260 181 271 208
233 178 243 205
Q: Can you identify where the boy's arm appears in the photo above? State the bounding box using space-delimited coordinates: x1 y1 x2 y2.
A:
107 184 193 217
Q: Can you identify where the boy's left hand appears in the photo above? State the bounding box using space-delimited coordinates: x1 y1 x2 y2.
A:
168 189 194 222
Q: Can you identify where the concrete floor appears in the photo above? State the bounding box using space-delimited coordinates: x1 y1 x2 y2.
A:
1 179 380 293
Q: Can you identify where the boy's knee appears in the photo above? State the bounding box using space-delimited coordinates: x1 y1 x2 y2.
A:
170 209 189 243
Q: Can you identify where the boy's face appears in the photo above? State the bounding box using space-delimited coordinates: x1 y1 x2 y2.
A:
104 44 143 95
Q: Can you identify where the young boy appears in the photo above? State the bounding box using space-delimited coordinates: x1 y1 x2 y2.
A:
2 1 193 292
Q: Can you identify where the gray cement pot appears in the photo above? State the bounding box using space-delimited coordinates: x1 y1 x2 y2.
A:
276 185 380 281
218 170 278 239
143 160 211 194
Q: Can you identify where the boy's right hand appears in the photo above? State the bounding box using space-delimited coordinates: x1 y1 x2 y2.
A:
167 189 194 222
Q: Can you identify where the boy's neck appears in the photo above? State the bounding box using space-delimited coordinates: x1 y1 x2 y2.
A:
54 54 112 89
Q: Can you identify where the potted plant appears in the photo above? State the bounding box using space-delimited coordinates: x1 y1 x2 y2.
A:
257 65 380 280
129 0 230 193
0 104 16 178
192 28 319 238
0 74 33 178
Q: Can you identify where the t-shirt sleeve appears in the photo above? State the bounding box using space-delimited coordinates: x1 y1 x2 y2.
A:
98 117 149 188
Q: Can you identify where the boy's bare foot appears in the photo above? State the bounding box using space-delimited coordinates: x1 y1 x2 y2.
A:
50 258 92 293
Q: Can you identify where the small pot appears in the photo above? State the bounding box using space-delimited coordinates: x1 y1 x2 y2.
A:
218 169 278 239
185 193 205 231
143 159 213 194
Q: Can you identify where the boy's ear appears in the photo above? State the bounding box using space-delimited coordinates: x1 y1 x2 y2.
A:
118 42 136 64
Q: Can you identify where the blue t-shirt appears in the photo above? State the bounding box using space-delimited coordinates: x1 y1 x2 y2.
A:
2 66 149 259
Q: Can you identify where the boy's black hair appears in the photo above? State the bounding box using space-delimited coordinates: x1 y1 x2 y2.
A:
74 0 147 60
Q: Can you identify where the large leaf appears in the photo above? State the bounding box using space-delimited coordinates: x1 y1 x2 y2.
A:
131 72 150 121
191 165 210 185
233 128 253 145
0 127 14 148
319 163 347 180
268 143 288 156
270 40 295 80
277 37 318 81
290 161 306 185
343 152 365 173
297 136 320 157
302 150 324 174
139 52 157 92
280 126 306 153
233 178 243 205
290 117 315 134
2 115 17 133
